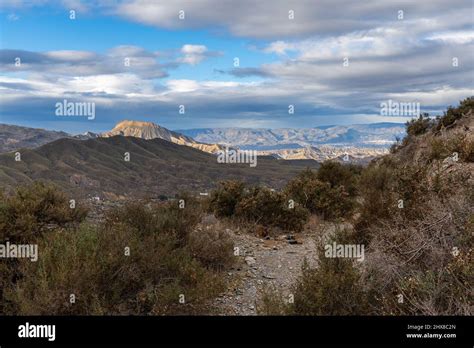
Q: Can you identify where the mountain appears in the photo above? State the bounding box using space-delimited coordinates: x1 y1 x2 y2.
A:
102 120 224 154
177 123 405 149
0 124 70 153
259 146 388 164
0 136 318 198
74 131 100 140
0 121 403 162
0 121 225 155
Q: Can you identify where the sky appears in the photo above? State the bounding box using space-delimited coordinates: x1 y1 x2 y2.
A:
0 0 473 134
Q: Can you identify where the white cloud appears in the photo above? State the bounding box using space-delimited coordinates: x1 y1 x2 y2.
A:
178 44 221 65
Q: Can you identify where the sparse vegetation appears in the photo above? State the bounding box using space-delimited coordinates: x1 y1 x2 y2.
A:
1 183 233 315
406 113 433 136
0 182 88 243
1 99 473 316
284 164 358 220
435 97 473 131
235 186 309 232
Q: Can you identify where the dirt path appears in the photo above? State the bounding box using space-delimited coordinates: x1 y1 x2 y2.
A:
210 224 319 315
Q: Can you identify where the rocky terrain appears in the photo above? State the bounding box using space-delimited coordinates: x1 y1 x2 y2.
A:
259 145 388 164
102 120 225 154
211 224 319 315
178 123 405 149
0 121 401 162
0 124 70 153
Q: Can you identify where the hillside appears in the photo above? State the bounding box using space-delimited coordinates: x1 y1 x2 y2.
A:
102 120 225 154
0 124 70 153
0 136 318 198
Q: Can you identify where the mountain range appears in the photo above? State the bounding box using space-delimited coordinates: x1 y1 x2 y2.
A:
0 121 404 163
177 123 405 150
0 136 317 198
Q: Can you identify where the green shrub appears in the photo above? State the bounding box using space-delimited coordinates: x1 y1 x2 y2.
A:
208 180 245 217
105 194 201 247
285 168 356 220
1 185 233 315
5 223 226 315
430 134 472 162
435 97 473 130
406 113 433 136
288 257 369 315
0 182 88 243
316 161 360 196
235 186 309 232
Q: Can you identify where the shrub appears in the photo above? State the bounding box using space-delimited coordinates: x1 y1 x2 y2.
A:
187 226 234 270
5 223 226 315
316 161 360 196
285 168 356 220
208 180 245 218
1 185 233 315
435 97 473 131
105 194 201 247
0 182 88 243
288 256 369 315
406 113 433 136
235 186 309 232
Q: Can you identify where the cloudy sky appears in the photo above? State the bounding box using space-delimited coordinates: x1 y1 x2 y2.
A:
0 0 473 133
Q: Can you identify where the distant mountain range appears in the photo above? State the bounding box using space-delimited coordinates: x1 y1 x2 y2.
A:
0 121 405 162
177 123 405 150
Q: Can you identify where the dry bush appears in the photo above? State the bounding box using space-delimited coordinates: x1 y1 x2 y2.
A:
235 186 309 232
208 180 245 218
2 188 232 315
434 97 473 131
0 182 88 243
361 195 473 315
259 228 371 315
406 114 434 136
187 224 234 270
285 167 356 220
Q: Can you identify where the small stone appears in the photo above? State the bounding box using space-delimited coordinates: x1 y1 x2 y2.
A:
245 256 256 266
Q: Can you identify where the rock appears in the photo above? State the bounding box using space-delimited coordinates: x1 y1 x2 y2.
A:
245 256 256 266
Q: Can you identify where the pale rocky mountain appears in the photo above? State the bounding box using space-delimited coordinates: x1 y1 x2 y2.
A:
178 123 405 149
259 146 388 164
74 131 100 140
101 120 225 154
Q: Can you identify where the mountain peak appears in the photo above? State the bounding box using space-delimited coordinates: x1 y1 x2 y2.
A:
104 119 172 141
113 120 162 129
102 119 225 154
